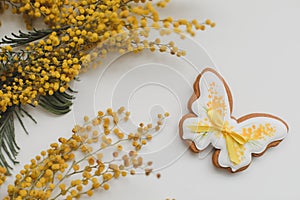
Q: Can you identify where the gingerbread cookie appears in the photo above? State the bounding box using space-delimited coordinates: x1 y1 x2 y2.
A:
179 68 289 172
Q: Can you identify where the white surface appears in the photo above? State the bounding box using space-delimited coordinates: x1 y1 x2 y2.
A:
1 0 300 199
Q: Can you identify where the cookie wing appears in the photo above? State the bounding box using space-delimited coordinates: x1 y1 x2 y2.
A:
190 68 233 120
214 114 289 172
180 68 234 151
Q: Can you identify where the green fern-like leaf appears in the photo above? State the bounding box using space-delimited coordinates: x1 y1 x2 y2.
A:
0 106 40 172
0 106 37 173
39 88 76 115
0 29 53 47
0 26 68 47
0 89 75 172
0 108 19 171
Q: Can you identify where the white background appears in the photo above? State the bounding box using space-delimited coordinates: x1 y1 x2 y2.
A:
1 0 300 199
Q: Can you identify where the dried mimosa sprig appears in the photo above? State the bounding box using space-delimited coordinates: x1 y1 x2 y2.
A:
2 107 168 199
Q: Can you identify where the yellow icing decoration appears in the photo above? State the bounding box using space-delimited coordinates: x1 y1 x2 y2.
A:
223 133 243 165
188 125 211 133
206 82 227 116
188 109 248 164
208 110 248 164
241 123 275 141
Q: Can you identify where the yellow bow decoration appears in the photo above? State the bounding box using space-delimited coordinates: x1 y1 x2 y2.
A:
188 109 248 165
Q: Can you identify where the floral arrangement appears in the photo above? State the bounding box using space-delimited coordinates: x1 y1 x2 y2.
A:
0 107 168 199
0 0 214 171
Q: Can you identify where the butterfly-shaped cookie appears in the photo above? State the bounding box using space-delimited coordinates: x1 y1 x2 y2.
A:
179 68 289 172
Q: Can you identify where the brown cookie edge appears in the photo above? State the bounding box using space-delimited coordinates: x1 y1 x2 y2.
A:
179 113 201 153
212 139 283 173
